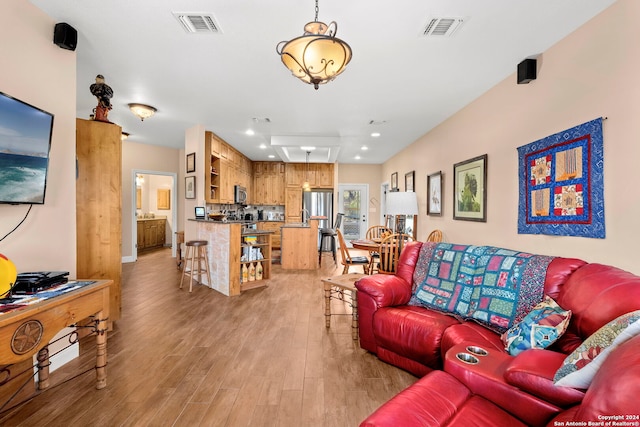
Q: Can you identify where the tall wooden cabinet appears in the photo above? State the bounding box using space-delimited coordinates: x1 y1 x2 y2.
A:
76 118 122 322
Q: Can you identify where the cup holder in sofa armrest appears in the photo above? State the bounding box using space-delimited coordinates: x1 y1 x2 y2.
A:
466 346 489 356
456 353 480 364
504 349 585 407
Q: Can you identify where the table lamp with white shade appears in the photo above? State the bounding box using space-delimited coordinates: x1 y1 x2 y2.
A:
386 191 419 235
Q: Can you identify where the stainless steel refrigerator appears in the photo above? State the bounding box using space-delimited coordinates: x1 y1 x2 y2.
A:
302 190 333 249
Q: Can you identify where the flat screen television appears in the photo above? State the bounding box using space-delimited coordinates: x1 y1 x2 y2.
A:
0 91 54 204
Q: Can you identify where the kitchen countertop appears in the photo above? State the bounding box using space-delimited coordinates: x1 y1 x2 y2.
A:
188 218 256 224
281 223 311 228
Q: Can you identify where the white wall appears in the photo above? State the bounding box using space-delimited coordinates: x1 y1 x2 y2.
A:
0 0 77 273
382 0 640 274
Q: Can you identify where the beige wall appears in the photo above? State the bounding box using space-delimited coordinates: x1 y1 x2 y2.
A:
122 140 182 260
383 0 640 274
337 163 384 226
0 1 77 273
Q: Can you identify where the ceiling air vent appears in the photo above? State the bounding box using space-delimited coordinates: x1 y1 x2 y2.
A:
422 17 464 37
173 13 221 34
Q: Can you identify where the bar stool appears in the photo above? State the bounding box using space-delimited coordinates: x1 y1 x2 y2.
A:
319 213 343 266
179 240 212 293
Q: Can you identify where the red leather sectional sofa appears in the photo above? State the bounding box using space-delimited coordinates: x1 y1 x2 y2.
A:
356 241 640 426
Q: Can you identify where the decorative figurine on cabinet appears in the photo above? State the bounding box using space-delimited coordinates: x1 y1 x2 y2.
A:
89 74 113 122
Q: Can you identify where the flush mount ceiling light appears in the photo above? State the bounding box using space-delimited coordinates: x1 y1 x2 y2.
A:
128 103 157 121
276 0 352 90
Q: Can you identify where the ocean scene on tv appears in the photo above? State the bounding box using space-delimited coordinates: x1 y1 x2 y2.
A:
0 93 53 204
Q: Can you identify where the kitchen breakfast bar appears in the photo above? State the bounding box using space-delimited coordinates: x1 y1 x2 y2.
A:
191 220 273 296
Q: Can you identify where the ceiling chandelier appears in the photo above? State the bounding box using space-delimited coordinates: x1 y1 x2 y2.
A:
276 0 352 90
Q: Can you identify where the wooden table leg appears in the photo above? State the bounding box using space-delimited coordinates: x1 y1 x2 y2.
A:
350 289 358 340
324 281 331 328
95 311 107 389
36 346 50 390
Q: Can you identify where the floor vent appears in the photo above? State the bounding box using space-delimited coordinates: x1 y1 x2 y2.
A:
173 13 221 34
422 17 464 37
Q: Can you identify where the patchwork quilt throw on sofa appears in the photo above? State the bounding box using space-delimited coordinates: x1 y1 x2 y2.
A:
409 243 556 332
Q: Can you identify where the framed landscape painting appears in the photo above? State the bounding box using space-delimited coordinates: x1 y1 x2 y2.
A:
453 154 487 222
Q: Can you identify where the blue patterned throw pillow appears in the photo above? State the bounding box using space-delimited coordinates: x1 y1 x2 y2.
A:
502 296 571 356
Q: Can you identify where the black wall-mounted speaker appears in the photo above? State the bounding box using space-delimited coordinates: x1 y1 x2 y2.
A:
53 22 77 51
517 58 537 84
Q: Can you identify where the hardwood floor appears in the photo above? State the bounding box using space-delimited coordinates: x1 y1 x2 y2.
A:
1 248 416 426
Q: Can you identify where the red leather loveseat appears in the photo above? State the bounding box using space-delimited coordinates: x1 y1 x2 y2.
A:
356 241 640 426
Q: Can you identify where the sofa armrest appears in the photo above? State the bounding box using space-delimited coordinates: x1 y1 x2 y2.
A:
355 274 412 308
504 349 585 407
356 274 412 353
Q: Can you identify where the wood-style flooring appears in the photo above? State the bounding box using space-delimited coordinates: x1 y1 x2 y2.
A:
0 248 416 426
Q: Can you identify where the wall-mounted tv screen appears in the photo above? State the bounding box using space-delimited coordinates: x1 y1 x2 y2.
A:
0 91 54 204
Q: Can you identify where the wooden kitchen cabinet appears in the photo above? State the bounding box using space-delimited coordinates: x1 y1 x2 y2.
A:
285 163 334 189
316 163 334 188
285 188 303 223
253 161 286 205
205 131 253 204
258 221 284 248
205 131 222 203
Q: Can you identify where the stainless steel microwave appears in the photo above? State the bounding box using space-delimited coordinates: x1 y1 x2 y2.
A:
234 185 247 204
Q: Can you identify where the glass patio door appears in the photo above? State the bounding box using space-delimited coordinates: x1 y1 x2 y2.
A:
338 184 369 244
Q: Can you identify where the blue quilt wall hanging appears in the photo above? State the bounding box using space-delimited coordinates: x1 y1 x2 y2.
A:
517 118 604 238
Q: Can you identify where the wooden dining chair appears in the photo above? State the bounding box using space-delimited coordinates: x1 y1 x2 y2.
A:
377 233 414 275
366 225 392 274
426 229 443 243
336 229 370 274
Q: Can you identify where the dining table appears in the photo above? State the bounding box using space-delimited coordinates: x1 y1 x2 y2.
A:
350 238 381 252
350 238 383 274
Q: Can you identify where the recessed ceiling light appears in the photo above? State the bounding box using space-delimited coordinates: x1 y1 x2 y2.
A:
268 154 275 158
354 155 361 160
246 129 255 136
259 144 267 149
371 132 381 137
361 145 368 150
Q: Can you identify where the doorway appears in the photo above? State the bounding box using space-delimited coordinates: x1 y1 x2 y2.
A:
337 184 369 243
131 170 178 262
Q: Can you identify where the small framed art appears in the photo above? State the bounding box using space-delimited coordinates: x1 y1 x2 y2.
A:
391 172 398 191
405 171 415 192
427 171 442 216
453 154 487 222
185 176 196 199
186 152 196 173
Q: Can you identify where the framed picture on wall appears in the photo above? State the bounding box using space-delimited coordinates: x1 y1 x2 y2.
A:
186 152 196 173
427 171 442 216
453 154 487 221
405 171 415 192
185 176 196 199
391 172 398 191
157 189 170 210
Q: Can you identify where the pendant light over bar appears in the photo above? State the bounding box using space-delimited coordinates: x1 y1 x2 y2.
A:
276 0 352 90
